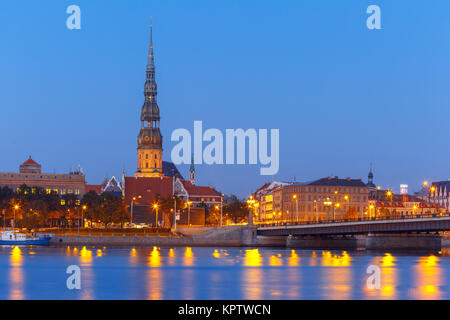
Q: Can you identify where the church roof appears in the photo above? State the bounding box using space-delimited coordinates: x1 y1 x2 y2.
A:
124 176 174 205
181 181 221 197
162 161 184 179
21 157 39 166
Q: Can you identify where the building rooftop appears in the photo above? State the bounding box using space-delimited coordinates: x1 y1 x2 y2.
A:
307 177 367 188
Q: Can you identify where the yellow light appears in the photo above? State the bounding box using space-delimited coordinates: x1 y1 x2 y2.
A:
423 181 428 186
292 194 297 199
344 195 349 200
14 205 19 210
153 204 158 209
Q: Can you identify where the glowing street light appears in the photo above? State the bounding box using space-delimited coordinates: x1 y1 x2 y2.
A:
292 194 299 223
187 200 192 226
247 196 256 225
13 204 19 230
153 203 159 228
130 195 142 225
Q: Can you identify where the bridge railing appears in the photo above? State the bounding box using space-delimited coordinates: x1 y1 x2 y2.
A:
256 212 450 228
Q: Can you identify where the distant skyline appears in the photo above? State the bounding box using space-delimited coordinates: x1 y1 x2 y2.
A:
1 0 450 197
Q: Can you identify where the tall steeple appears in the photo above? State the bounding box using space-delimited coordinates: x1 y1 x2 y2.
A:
367 163 375 188
189 153 196 185
136 19 163 178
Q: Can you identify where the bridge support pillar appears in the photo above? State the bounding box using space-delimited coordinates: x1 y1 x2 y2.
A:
241 226 258 246
286 235 360 249
366 234 441 251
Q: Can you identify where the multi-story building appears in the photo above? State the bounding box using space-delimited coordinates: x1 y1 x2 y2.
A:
431 181 450 212
254 181 292 221
369 190 445 217
270 176 369 222
0 157 86 196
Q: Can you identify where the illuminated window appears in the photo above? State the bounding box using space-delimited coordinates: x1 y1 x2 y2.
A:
61 200 65 206
46 189 51 194
53 189 58 193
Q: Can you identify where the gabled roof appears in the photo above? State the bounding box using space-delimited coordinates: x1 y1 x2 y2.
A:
181 180 220 197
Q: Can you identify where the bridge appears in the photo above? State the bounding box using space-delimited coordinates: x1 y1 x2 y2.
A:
257 214 450 236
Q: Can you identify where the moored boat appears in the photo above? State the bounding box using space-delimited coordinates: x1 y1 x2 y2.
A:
0 230 52 245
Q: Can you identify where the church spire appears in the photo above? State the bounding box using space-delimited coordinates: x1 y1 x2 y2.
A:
135 19 163 178
189 153 196 185
147 17 155 70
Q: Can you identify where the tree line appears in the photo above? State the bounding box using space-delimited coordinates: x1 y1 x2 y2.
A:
0 184 250 230
0 185 127 230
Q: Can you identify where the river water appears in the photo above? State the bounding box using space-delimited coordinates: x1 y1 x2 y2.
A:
0 245 449 300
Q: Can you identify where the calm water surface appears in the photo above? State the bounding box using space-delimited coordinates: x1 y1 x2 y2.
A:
0 245 449 300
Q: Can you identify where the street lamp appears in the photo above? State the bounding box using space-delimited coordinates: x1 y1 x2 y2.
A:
422 181 428 215
313 200 318 223
13 204 19 230
220 194 224 227
247 196 256 226
292 194 298 223
153 203 159 228
323 199 332 221
187 200 192 226
81 205 87 229
130 195 142 226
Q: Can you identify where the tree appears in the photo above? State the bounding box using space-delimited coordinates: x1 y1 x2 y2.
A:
98 193 128 228
223 195 248 223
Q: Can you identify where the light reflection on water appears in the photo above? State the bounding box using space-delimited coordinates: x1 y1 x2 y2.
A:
0 246 449 300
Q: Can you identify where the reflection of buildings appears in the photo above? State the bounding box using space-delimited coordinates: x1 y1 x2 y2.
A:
123 23 220 226
0 157 86 196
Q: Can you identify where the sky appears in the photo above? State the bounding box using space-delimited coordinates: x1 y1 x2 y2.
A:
1 0 450 198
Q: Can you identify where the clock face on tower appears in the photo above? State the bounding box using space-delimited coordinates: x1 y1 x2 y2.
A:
144 136 150 142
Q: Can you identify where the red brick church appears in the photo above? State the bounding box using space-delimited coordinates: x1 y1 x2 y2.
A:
122 23 221 227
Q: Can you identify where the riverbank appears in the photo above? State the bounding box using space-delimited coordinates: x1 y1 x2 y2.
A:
50 231 450 250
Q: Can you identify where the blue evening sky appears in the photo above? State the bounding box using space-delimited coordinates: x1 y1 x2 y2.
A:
1 0 450 198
